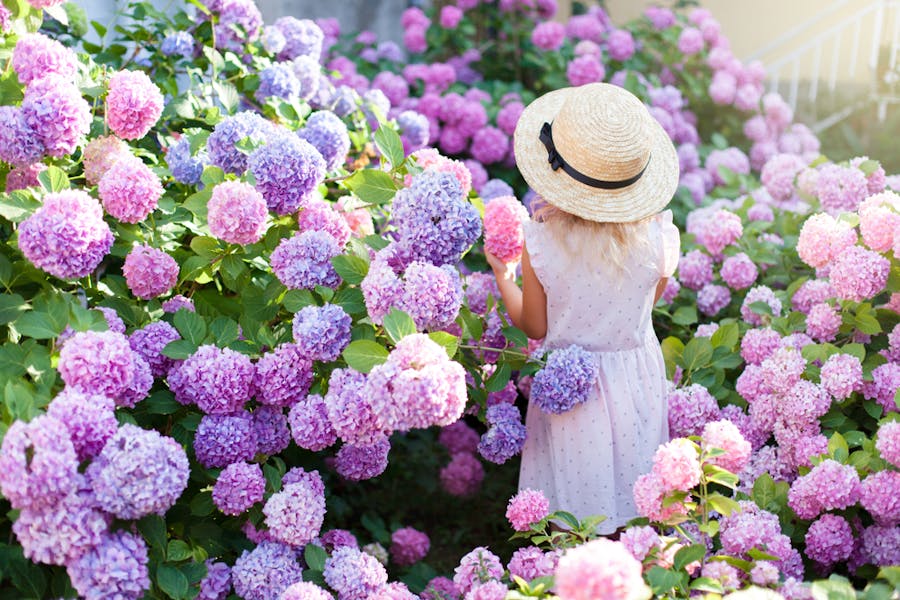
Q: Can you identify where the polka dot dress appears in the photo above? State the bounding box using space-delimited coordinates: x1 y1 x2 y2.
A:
519 210 680 534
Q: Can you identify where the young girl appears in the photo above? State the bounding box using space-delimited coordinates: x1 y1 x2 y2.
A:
486 82 681 535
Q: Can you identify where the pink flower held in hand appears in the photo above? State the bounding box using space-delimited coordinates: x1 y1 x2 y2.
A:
506 488 550 531
106 70 164 140
483 195 529 263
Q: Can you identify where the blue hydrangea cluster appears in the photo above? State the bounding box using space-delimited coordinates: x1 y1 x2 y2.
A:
397 110 430 152
160 31 194 57
167 136 208 185
86 424 189 520
198 560 232 600
274 17 324 61
478 404 527 464
292 304 352 361
270 230 342 290
232 541 303 600
335 436 391 481
249 132 326 214
392 171 482 266
254 343 314 407
66 530 150 600
480 178 515 201
254 405 292 456
398 261 464 331
0 415 78 510
531 345 599 415
167 344 255 414
193 412 258 468
288 393 338 451
263 477 326 547
323 546 389 598
212 462 265 516
361 88 391 130
291 55 321 101
331 85 360 118
324 368 383 445
206 111 274 175
255 63 300 102
45 387 117 461
129 321 181 378
297 110 350 171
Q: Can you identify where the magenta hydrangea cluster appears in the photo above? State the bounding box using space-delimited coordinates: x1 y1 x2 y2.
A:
250 132 326 214
207 181 268 245
17 190 113 279
66 530 150 600
335 437 391 481
292 304 352 361
168 344 255 413
324 367 382 445
440 451 484 497
232 541 303 600
288 393 338 451
263 474 326 547
720 252 758 290
678 249 714 290
254 405 292 455
105 69 164 140
439 420 480 454
86 423 189 519
45 388 117 461
208 0 263 51
297 199 352 246
123 244 179 299
483 195 529 263
21 74 91 157
392 170 482 266
796 213 857 269
828 245 890 302
718 501 802 578
876 421 900 468
12 33 77 86
740 285 782 325
819 353 863 400
270 230 342 290
254 343 314 407
58 330 136 399
788 459 861 519
197 560 232 600
212 461 265 516
505 488 551 532
667 383 721 437
98 154 164 223
701 419 751 473
280 582 333 600
390 526 430 566
193 412 258 468
531 344 598 414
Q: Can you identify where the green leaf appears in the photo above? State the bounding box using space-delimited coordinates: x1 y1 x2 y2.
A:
672 305 698 326
681 337 714 372
484 362 512 392
707 492 741 516
157 563 189 599
689 577 725 594
283 289 317 312
37 165 69 192
646 566 685 595
674 544 706 572
190 492 214 517
201 166 225 187
752 473 778 511
856 159 882 176
810 575 858 600
138 515 167 551
374 125 405 168
553 510 581 530
342 339 389 373
331 254 369 285
166 540 192 563
304 544 328 572
502 326 528 349
14 310 65 339
161 339 198 360
0 294 27 325
344 169 398 205
333 287 367 316
383 309 417 343
190 236 221 260
710 322 739 350
173 310 207 346
209 317 240 347
427 331 459 358
0 190 42 222
828 432 849 461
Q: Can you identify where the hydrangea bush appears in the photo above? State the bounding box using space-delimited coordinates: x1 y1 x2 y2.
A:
1 0 900 599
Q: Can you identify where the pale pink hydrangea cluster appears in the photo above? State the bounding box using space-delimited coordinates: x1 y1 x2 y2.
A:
82 135 131 185
787 459 861 519
505 488 550 531
701 419 751 473
828 245 890 302
483 195 529 263
858 191 900 252
555 538 649 600
208 181 269 245
122 244 179 300
876 421 900 468
105 70 164 140
98 155 164 224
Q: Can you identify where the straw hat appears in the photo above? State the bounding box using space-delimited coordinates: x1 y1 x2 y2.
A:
514 82 679 223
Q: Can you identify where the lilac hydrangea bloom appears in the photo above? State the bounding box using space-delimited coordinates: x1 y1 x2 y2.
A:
161 31 194 57
193 412 258 468
232 541 304 600
254 405 292 455
129 321 180 378
298 110 351 171
270 230 342 290
393 171 482 266
123 244 178 299
254 343 314 407
274 16 324 61
280 582 334 600
264 476 326 546
531 345 598 414
59 330 135 398
297 199 351 246
198 560 232 600
168 344 254 413
323 546 389 598
288 394 337 451
213 461 265 516
21 75 91 157
67 530 150 600
804 514 854 565
453 547 504 595
167 135 208 185
325 368 383 445
99 155 164 224
87 424 189 519
740 285 782 326
46 388 117 461
207 111 275 175
399 262 464 330
788 459 861 519
250 132 326 214
390 527 430 566
335 437 391 481
256 63 301 102
292 304 352 361
0 106 44 166
18 190 113 279
478 405 526 464
668 383 721 437
209 0 262 51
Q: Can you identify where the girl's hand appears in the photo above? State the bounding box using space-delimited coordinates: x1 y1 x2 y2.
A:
485 250 518 280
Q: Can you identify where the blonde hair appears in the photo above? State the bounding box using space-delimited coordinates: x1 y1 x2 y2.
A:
533 204 654 274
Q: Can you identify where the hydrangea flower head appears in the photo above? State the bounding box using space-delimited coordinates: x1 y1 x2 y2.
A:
858 191 900 252
876 421 900 468
161 31 194 57
106 70 164 140
701 419 751 473
254 343 314 407
796 212 858 269
86 423 189 519
208 181 268 245
12 33 77 86
232 541 303 600
860 470 900 526
83 135 130 185
668 383 720 437
678 250 714 290
555 538 649 600
720 252 758 290
288 393 337 451
652 438 702 492
213 461 265 516
740 285 782 326
263 477 326 547
21 75 91 157
98 154 164 224
391 526 430 566
829 245 890 302
123 244 178 299
453 547 504 595
804 514 854 565
483 196 529 263
59 329 135 398
292 304 352 361
323 546 389 598
325 367 382 445
440 452 484 496
207 111 274 175
209 0 263 52
531 345 598 414
256 63 300 102
198 560 232 600
820 353 863 399
193 412 258 468
46 388 117 461
66 531 150 600
250 132 326 215
274 16 324 61
297 199 352 247
506 488 550 531
335 437 391 481
168 344 254 413
816 163 868 214
18 190 113 279
254 405 292 456
270 230 342 290
787 459 861 519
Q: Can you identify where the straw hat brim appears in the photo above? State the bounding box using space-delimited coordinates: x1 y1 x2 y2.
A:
514 87 680 223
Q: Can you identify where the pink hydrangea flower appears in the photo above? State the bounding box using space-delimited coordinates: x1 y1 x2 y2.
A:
796 212 858 269
390 527 430 566
566 55 605 86
701 419 751 473
123 244 179 299
439 5 462 29
720 252 757 290
678 27 704 55
106 70 164 140
787 459 861 519
819 353 863 399
98 155 164 224
505 488 550 531
876 422 900 468
804 514 854 565
829 245 890 302
633 472 689 522
805 302 841 342
208 181 268 245
651 438 701 492
12 33 77 86
531 21 566 51
440 452 484 496
483 196 529 263
555 539 649 600
740 328 782 365
82 135 131 186
858 191 900 252
860 470 900 526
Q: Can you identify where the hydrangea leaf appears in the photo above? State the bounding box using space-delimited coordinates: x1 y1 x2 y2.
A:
342 339 389 373
344 169 398 205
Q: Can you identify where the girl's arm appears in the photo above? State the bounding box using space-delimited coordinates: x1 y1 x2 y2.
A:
486 245 548 340
654 277 668 304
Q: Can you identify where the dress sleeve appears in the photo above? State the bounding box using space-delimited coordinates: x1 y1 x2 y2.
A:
654 209 680 278
523 219 548 283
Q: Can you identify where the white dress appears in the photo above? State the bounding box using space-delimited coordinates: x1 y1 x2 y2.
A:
518 210 680 534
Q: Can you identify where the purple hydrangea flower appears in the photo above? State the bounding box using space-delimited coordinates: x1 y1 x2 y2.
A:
325 368 383 445
161 31 194 57
864 362 900 413
163 294 195 313
18 190 113 279
256 63 301 102
440 452 484 497
470 126 510 165
297 199 351 246
454 547 504 595
0 106 44 166
397 110 430 153
481 179 515 201
391 527 430 566
860 470 900 526
250 132 326 215
741 285 782 326
12 32 77 85
254 343 314 407
254 405 292 455
804 514 854 565
263 476 326 546
335 437 391 481
439 420 480 454
877 421 900 468
819 353 863 400
129 321 180 378
66 531 150 600
0 415 79 510
817 163 869 214
697 283 731 316
788 459 861 519
829 245 890 302
46 388 117 461
193 412 258 468
291 55 321 101
167 344 254 413
198 560 232 600
274 17 324 61
320 529 359 552
86 423 189 519
232 541 303 600
296 111 350 172
270 230 342 290
280 582 334 600
167 136 208 185
21 74 91 157
478 407 527 464
323 546 389 598
678 250 714 290
59 330 135 398
212 461 265 516
668 383 720 437
392 171 482 266
210 0 262 51
292 304 352 361
720 253 758 290
398 262 464 331
207 111 275 175
531 345 598 414
288 393 338 451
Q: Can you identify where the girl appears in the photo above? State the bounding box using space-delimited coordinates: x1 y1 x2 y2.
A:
485 82 681 535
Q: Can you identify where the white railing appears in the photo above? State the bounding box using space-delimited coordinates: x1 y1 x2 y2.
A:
749 0 900 130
